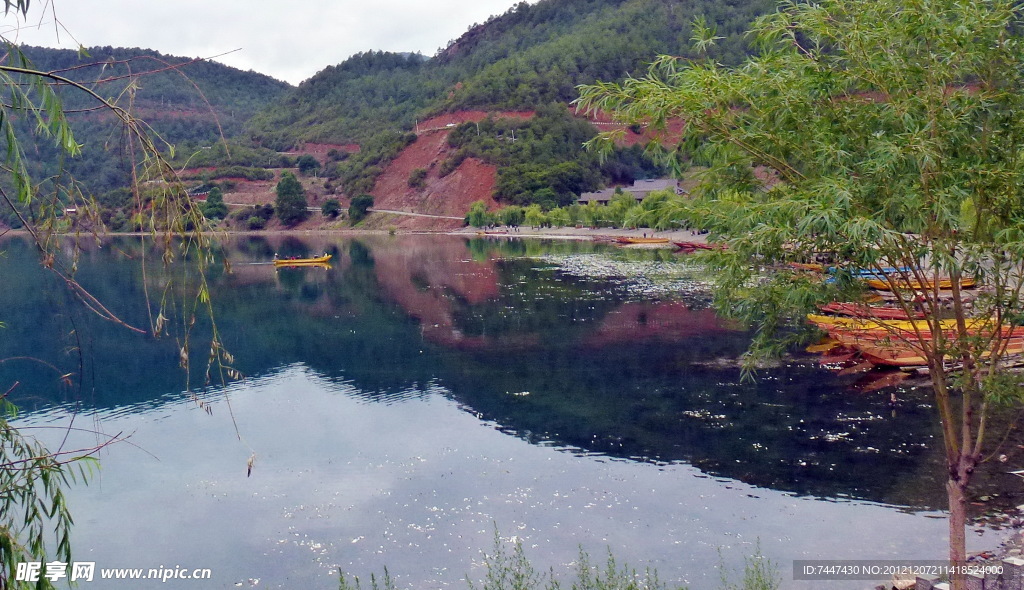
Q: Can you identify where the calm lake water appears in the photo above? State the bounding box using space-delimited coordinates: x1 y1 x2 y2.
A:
0 234 999 589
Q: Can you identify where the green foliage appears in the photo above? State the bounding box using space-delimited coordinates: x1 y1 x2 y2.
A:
0 46 290 201
523 204 547 228
328 132 417 196
499 205 525 227
275 172 309 226
718 545 779 590
248 51 428 149
408 167 428 189
348 194 374 224
466 200 493 227
321 198 342 219
338 569 397 590
177 141 291 169
197 166 275 182
202 187 228 220
249 0 772 148
578 0 1024 569
445 106 662 208
231 203 275 231
0 401 95 590
297 154 322 176
339 531 778 590
0 5 231 587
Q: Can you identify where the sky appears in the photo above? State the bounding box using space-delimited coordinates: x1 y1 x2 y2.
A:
3 0 530 85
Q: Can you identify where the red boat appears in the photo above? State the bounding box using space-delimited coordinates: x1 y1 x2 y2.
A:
673 241 723 253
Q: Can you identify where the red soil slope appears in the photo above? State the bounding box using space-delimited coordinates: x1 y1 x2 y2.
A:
176 111 536 231
369 111 534 230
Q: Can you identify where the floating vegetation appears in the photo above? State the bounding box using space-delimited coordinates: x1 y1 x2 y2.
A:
529 253 715 302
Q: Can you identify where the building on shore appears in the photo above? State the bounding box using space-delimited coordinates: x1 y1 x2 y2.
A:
576 178 687 206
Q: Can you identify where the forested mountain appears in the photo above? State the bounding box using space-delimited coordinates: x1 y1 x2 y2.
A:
22 46 291 142
3 0 775 230
247 0 773 148
5 46 290 207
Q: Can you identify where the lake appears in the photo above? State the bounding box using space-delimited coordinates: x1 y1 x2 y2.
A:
0 234 998 589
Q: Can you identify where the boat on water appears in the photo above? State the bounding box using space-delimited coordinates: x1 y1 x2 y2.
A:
818 301 925 320
789 262 825 272
273 254 333 267
616 236 670 245
864 276 976 291
806 313 972 333
857 337 1024 367
673 241 721 252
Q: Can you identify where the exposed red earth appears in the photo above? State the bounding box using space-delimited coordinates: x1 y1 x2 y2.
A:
8 108 688 234
365 111 536 231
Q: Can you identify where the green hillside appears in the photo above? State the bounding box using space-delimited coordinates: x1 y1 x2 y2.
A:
5 46 289 203
23 45 291 142
247 0 773 148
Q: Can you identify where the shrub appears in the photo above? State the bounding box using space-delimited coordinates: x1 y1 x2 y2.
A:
297 154 322 176
322 198 342 219
408 168 428 189
202 187 228 220
349 194 374 224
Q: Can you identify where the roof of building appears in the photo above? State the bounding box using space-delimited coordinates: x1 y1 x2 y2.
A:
576 178 684 203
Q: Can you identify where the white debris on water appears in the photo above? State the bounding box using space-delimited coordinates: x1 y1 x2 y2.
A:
530 253 715 301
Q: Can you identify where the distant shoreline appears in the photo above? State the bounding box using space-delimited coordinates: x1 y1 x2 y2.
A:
1 225 716 246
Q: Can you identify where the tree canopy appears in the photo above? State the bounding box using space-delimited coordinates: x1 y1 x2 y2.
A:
275 172 309 226
578 0 1024 580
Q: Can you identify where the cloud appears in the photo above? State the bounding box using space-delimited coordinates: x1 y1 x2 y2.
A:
8 0 529 84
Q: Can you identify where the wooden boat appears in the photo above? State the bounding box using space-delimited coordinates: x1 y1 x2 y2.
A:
858 337 1024 367
273 254 333 267
674 241 719 251
806 314 970 333
819 301 925 320
788 262 825 272
616 236 670 245
864 276 976 291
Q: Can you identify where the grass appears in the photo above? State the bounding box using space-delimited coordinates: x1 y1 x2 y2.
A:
338 531 780 590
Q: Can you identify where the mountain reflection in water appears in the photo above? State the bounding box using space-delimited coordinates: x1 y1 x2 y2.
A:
0 234 948 513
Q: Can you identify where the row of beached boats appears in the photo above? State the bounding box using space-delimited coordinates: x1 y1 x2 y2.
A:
807 312 1024 367
802 267 1023 369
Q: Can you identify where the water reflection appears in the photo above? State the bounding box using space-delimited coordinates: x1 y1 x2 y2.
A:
0 234 947 513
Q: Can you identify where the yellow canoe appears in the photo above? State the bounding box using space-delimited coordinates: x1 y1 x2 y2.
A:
273 254 332 266
616 237 670 244
806 314 974 333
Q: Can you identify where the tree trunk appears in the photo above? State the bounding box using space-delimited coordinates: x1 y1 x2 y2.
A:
947 472 969 590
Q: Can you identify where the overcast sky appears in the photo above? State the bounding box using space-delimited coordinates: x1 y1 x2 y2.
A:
4 0 529 85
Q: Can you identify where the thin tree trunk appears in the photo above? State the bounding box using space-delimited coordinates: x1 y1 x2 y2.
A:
947 462 971 590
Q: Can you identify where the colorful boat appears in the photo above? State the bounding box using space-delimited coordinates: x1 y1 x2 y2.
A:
273 254 333 267
864 276 976 291
674 241 720 251
789 262 825 272
857 337 1024 367
806 314 971 334
819 301 925 320
616 237 670 245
